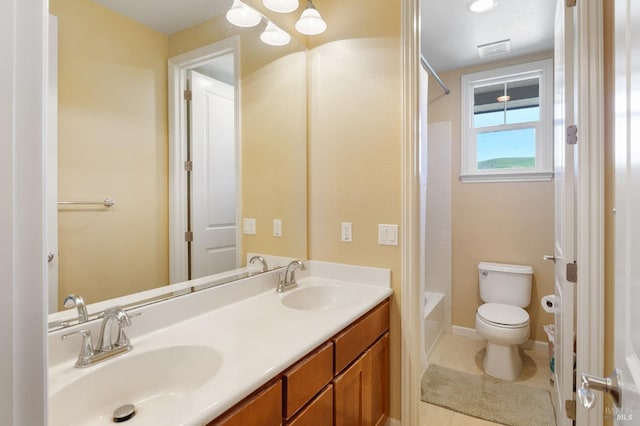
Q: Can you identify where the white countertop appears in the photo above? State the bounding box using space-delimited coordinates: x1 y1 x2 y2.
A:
48 261 392 425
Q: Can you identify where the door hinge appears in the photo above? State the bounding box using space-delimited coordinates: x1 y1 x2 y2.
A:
567 261 577 283
185 231 193 242
184 89 192 101
567 125 578 145
565 399 576 420
566 0 576 7
184 160 192 171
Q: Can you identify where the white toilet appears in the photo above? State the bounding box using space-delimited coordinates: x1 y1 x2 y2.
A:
475 261 533 381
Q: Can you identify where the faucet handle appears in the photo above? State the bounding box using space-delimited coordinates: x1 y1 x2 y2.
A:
62 329 94 367
116 312 142 348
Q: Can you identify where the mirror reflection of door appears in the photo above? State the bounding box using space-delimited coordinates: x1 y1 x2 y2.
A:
188 65 239 279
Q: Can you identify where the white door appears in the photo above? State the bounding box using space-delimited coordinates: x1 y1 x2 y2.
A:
189 70 238 279
613 0 640 421
47 15 59 312
552 1 576 423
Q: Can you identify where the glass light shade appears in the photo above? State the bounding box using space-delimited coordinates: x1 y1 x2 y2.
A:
263 0 299 13
295 7 327 35
226 0 262 28
260 22 291 46
467 0 498 13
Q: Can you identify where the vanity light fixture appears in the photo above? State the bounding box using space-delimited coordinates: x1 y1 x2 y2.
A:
295 0 327 36
467 0 498 13
263 0 299 13
496 95 511 102
226 0 262 28
260 22 291 46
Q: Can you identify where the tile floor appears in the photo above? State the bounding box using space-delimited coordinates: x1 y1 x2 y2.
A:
419 334 554 426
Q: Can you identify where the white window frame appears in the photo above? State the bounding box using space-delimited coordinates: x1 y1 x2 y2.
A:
460 59 553 182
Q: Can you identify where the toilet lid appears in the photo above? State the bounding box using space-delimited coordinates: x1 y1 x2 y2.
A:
478 303 529 327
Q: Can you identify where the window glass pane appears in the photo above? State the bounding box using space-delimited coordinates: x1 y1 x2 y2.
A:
477 128 536 169
473 83 505 128
505 78 539 124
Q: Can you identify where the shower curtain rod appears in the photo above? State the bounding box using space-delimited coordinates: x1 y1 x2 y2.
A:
420 55 450 95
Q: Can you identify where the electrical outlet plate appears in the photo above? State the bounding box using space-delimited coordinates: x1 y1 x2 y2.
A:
341 222 352 242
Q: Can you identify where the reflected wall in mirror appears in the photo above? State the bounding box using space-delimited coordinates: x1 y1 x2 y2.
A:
48 0 307 313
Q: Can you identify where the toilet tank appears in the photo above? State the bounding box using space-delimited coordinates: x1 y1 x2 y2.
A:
478 262 533 307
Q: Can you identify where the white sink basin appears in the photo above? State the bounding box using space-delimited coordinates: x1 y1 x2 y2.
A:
49 345 221 425
281 285 354 311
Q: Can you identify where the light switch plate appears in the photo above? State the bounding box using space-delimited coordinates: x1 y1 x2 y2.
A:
378 224 398 246
273 219 282 237
243 218 256 235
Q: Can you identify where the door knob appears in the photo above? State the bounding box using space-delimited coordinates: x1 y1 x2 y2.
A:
543 254 556 262
578 369 622 409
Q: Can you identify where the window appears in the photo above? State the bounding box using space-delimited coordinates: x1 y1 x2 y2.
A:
460 59 553 182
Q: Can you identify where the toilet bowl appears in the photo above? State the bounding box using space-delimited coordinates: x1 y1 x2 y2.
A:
476 262 533 381
476 302 530 380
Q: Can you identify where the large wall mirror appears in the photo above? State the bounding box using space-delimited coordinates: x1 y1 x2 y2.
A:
47 0 307 322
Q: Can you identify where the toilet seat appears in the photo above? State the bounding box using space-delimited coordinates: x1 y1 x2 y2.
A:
477 303 529 328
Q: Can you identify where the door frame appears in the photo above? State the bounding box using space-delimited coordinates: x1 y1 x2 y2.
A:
399 0 606 425
167 37 241 284
574 0 605 424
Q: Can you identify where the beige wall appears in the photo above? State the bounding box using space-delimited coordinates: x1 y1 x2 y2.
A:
51 0 169 308
428 52 555 342
168 16 308 264
308 0 402 418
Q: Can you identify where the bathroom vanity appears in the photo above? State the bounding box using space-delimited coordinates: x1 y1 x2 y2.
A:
47 261 392 425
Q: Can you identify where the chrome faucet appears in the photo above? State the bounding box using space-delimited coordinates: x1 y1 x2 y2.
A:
249 255 269 272
62 306 136 368
63 294 89 323
276 260 306 293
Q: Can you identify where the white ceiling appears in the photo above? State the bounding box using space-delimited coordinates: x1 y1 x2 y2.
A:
420 0 556 72
92 0 555 73
92 0 233 35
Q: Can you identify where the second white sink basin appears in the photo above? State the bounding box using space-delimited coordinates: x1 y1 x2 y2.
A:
49 344 221 425
281 284 355 311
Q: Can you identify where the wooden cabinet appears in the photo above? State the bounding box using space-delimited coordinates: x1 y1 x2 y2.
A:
208 298 390 426
286 385 334 426
211 380 283 426
283 341 334 420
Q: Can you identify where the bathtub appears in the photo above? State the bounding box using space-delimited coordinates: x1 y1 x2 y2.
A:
424 292 445 361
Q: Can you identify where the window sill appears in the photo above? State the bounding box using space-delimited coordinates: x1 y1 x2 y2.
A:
459 171 553 183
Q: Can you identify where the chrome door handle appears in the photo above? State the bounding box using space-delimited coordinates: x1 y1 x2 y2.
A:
578 369 622 409
543 254 556 262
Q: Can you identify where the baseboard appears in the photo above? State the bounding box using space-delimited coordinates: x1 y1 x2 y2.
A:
386 417 401 426
452 325 549 354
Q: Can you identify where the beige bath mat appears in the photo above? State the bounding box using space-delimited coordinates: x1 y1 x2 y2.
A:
421 364 556 426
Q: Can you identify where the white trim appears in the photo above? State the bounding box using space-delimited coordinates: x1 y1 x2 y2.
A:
401 0 421 424
386 417 401 426
1 0 48 422
575 0 605 424
460 59 554 181
168 37 241 283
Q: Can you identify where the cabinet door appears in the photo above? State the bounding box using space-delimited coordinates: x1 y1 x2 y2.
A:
334 357 365 426
363 333 389 426
212 380 282 426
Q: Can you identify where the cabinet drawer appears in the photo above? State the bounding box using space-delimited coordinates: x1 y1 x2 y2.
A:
332 300 389 374
212 380 282 426
286 384 333 426
283 341 333 419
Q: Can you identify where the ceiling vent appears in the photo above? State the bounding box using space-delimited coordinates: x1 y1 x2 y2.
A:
477 39 512 58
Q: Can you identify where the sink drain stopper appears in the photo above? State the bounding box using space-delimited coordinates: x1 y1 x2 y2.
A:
113 404 136 423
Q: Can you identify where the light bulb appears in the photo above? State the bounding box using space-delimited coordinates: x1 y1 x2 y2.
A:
295 6 326 35
263 0 299 13
467 0 498 13
226 0 262 28
260 22 291 46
